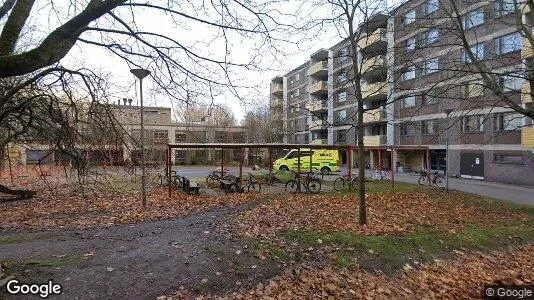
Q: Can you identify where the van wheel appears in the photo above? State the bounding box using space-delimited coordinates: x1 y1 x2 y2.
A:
320 167 331 175
279 166 289 171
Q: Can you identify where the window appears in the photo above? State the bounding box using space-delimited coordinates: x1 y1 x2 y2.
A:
422 119 440 134
462 8 484 29
425 29 439 45
494 154 523 164
401 94 416 108
402 66 416 81
337 72 347 83
337 91 347 102
494 0 517 17
425 0 438 14
335 109 347 124
175 131 186 142
404 10 416 25
406 37 416 51
338 47 348 63
495 113 523 131
153 130 168 142
501 72 523 92
423 58 439 75
465 80 484 97
400 123 417 135
494 33 521 55
461 115 485 132
289 89 300 98
461 43 485 62
424 87 442 105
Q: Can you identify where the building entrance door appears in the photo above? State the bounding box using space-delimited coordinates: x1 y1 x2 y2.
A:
460 152 484 180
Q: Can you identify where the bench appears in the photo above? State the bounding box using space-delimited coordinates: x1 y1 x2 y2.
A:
182 177 200 195
219 175 242 193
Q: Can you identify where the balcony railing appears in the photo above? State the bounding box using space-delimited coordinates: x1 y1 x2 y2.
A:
357 28 386 50
362 108 386 124
522 82 532 103
361 55 385 76
309 81 328 95
362 81 387 100
310 119 326 130
309 61 328 77
363 135 387 146
308 99 328 112
521 127 534 148
271 97 282 107
310 139 328 145
522 37 533 59
271 83 283 95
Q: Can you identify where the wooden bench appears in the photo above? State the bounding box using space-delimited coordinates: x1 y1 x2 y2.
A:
181 177 200 195
219 175 241 193
0 184 36 200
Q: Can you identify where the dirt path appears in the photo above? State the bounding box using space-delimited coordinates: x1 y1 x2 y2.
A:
1 204 280 299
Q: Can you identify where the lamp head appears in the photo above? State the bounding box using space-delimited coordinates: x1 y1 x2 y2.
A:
130 68 151 80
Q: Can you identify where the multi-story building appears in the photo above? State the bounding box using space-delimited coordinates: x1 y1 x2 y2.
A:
7 101 247 166
269 2 534 185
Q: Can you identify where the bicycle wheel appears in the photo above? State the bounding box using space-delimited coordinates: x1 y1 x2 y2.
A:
418 176 427 185
248 181 261 193
206 173 219 187
350 178 359 190
307 179 321 193
333 178 345 191
382 171 391 180
433 175 444 188
285 180 299 193
371 172 382 181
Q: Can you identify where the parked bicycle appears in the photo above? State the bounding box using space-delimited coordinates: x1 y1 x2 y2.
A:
243 173 261 192
333 172 358 191
371 169 391 181
206 168 229 186
152 171 180 188
418 170 444 187
285 171 321 193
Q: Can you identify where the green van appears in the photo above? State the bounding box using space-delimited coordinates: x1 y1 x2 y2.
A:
273 149 340 174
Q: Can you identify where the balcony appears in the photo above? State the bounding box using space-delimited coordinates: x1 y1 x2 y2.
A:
308 99 328 112
310 139 328 145
361 55 386 77
271 97 282 107
271 83 283 95
362 81 387 100
309 61 328 77
363 135 387 146
522 82 533 103
357 28 386 52
362 108 386 124
522 37 533 59
310 119 326 130
309 81 328 95
521 127 534 148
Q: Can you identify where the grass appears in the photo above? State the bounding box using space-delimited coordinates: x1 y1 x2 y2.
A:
0 233 57 245
283 222 534 273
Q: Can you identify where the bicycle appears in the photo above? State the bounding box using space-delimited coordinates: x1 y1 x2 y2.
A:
243 173 261 192
371 169 391 181
285 171 321 194
206 168 229 187
418 170 444 187
333 172 358 191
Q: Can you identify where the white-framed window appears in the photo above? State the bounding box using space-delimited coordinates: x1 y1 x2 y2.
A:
400 122 417 135
404 9 416 25
337 72 347 83
424 58 439 75
338 47 348 63
402 66 416 81
422 119 440 134
406 37 416 51
461 115 485 132
461 43 485 62
494 0 517 17
401 94 416 108
425 29 439 45
462 8 484 30
495 113 523 131
424 88 442 105
494 32 521 55
465 80 484 97
425 0 438 15
501 72 523 92
337 90 347 102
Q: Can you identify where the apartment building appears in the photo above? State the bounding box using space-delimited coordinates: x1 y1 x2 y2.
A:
8 102 247 166
269 13 393 166
269 1 534 184
392 0 534 185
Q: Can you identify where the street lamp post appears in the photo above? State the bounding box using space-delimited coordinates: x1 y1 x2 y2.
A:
443 108 453 193
130 68 151 207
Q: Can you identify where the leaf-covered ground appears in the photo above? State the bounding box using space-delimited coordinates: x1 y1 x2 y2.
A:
0 186 263 231
166 244 534 299
228 189 532 239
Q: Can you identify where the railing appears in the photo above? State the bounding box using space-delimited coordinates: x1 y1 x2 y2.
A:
309 61 328 76
271 98 282 107
308 100 328 112
361 55 385 75
362 108 386 124
271 83 283 94
522 37 533 59
522 82 532 103
362 135 387 146
521 128 534 148
362 81 387 99
357 28 386 50
310 139 328 145
309 81 328 94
